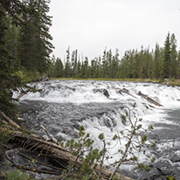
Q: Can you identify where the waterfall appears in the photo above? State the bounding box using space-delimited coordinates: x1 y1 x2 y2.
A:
14 80 180 179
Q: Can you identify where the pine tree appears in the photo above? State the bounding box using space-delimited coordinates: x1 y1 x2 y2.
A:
5 16 20 69
161 32 171 79
54 57 63 78
170 33 177 78
47 54 55 78
0 0 29 119
18 0 54 73
176 51 180 78
152 43 160 79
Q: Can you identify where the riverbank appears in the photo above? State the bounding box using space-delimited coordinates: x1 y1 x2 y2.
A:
0 115 133 180
50 77 180 86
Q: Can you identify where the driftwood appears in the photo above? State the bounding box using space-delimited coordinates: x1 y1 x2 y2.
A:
138 91 163 107
114 88 136 98
9 132 133 180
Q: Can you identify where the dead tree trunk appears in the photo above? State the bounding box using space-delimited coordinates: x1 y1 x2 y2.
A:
9 133 133 180
138 91 163 107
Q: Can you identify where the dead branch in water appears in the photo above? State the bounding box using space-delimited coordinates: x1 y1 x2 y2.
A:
138 91 163 107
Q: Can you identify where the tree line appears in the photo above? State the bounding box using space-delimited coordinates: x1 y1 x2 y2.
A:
48 33 180 80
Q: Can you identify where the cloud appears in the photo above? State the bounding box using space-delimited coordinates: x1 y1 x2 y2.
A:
49 0 180 60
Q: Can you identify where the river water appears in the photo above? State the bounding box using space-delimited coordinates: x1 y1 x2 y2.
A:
14 80 180 179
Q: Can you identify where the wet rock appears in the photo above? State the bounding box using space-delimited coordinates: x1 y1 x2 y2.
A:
139 167 161 180
155 160 175 176
164 78 169 85
171 154 180 162
93 89 110 98
157 166 174 175
42 74 48 81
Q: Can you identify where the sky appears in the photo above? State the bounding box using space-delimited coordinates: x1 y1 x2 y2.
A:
49 0 180 61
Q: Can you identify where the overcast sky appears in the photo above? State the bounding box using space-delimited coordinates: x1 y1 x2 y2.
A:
49 0 180 60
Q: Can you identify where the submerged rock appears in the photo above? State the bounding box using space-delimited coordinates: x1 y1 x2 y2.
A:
93 89 110 98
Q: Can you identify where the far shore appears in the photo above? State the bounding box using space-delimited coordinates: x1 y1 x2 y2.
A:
48 77 180 86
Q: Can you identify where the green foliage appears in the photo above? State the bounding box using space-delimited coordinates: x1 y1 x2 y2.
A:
18 0 54 73
166 175 176 180
138 163 151 172
98 133 104 140
141 135 148 144
151 156 156 163
161 32 171 79
7 170 29 180
0 123 13 143
121 114 126 124
0 0 49 120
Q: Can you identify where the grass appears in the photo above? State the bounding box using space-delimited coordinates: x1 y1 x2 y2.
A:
51 77 180 86
51 77 158 82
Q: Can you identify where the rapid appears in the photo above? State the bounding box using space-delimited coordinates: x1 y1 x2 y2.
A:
14 80 180 179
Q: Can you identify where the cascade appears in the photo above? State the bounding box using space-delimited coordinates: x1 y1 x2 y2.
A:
13 80 180 179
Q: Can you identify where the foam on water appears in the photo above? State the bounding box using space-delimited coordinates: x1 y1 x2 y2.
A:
14 80 180 175
13 80 180 109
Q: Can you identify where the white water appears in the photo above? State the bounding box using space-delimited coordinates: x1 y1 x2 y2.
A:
14 80 180 178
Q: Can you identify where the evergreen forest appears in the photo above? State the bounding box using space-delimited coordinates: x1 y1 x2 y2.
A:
0 0 53 118
48 33 180 80
1 0 180 118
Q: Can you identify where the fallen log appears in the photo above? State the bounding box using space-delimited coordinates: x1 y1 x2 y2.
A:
114 88 136 98
0 111 21 129
9 133 133 180
138 91 163 107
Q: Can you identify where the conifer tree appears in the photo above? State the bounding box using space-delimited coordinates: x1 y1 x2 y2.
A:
170 33 177 78
54 57 63 78
152 43 160 79
161 32 171 79
64 46 71 77
177 51 180 78
47 54 56 78
18 0 54 73
0 0 29 119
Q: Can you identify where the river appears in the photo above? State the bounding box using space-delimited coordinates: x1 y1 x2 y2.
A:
14 80 180 179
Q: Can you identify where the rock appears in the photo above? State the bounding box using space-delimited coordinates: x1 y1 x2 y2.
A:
154 160 175 176
93 89 110 98
138 167 161 180
41 74 48 81
171 154 180 162
103 89 110 98
164 78 169 85
157 166 174 175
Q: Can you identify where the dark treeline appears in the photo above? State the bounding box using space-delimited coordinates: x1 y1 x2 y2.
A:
0 0 53 118
48 33 180 80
